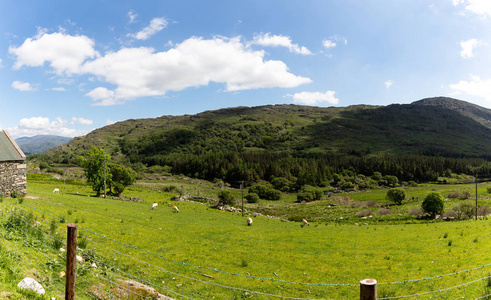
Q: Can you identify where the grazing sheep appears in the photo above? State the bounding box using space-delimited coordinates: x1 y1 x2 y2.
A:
302 219 310 226
247 217 253 226
53 188 59 193
152 203 158 210
172 205 179 213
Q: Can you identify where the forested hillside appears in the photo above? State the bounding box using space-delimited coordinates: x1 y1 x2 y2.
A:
38 97 491 186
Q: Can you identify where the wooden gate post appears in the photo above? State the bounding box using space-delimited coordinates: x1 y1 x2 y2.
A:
360 278 377 300
65 224 77 300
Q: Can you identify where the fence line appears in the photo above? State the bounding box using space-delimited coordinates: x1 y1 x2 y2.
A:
5 195 491 299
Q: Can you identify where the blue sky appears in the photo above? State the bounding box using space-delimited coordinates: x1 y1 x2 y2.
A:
2 0 491 138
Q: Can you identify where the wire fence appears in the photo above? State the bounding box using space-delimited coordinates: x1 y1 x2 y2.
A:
2 195 491 299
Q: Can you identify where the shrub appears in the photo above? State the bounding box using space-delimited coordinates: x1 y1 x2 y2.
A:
442 210 458 219
162 185 178 193
249 183 282 201
376 208 391 216
296 185 323 203
408 208 423 216
422 192 444 218
478 206 491 217
386 188 405 205
271 177 291 191
459 191 471 200
453 202 475 220
245 193 259 203
356 209 372 217
217 190 235 206
408 181 418 187
366 201 377 207
447 192 460 199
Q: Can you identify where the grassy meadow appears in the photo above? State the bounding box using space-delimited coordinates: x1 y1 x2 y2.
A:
2 173 491 299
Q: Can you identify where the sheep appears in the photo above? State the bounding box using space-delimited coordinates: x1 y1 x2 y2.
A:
172 205 179 213
53 188 60 193
302 219 310 226
247 217 253 226
152 203 158 210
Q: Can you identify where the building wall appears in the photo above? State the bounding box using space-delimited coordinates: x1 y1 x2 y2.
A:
0 161 27 196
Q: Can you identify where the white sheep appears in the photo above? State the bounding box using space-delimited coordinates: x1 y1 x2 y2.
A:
172 205 179 213
152 203 158 210
53 188 59 193
302 219 310 226
247 217 253 226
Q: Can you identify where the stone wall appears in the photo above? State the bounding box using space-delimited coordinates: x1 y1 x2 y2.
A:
0 161 26 196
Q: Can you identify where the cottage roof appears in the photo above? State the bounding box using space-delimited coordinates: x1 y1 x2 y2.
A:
0 130 26 161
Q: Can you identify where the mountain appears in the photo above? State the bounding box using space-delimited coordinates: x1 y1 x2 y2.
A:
42 97 491 165
15 135 72 155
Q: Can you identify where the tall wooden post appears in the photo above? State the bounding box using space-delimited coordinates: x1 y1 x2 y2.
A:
65 224 77 300
360 278 377 300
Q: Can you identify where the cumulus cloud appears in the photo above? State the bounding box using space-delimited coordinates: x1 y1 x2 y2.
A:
11 81 36 91
384 80 394 88
291 90 339 105
129 17 168 40
52 87 66 91
460 38 484 58
71 117 93 125
10 31 312 106
0 58 3 68
251 33 312 55
83 36 311 105
7 117 87 138
9 30 98 75
449 75 491 101
322 40 337 49
453 0 491 17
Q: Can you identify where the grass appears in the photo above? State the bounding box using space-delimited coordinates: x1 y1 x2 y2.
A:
5 173 491 298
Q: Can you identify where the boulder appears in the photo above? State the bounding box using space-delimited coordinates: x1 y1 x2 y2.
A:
17 277 45 295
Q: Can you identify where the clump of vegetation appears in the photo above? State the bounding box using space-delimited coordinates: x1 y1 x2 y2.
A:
422 192 444 218
296 185 323 203
217 190 235 206
249 182 282 201
376 208 391 216
245 193 259 203
356 209 372 218
386 188 406 205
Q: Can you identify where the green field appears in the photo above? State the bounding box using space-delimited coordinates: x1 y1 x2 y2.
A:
2 174 491 299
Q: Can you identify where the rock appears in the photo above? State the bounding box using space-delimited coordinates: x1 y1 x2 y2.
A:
76 255 84 263
90 262 97 268
17 278 45 295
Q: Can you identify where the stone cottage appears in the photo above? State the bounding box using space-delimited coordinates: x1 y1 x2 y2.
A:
0 130 26 196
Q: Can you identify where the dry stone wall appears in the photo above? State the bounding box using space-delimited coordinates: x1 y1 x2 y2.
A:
0 161 26 196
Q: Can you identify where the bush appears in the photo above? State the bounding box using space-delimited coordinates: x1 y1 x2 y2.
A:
386 188 405 205
356 209 372 217
296 185 323 203
447 192 460 199
376 208 391 216
442 210 458 219
249 184 282 201
459 191 471 200
217 190 235 206
245 193 259 203
453 202 475 219
422 192 444 218
408 208 423 216
408 181 418 187
478 206 491 217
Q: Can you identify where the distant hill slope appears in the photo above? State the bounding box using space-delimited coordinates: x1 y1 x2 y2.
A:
43 97 491 165
16 135 72 155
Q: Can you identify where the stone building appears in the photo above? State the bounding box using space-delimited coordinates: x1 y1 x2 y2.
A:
0 130 26 196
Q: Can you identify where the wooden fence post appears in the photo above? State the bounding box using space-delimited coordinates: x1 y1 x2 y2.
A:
360 278 377 300
65 224 77 300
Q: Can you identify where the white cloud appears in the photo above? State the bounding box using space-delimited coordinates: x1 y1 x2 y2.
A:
11 81 36 91
128 11 138 23
291 90 339 105
449 75 491 101
52 87 66 91
460 38 484 58
322 40 336 49
83 36 311 105
71 117 93 125
106 119 117 125
453 0 491 17
7 117 87 138
0 58 3 68
9 30 99 75
129 17 168 40
251 33 312 55
11 31 311 106
384 80 394 88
